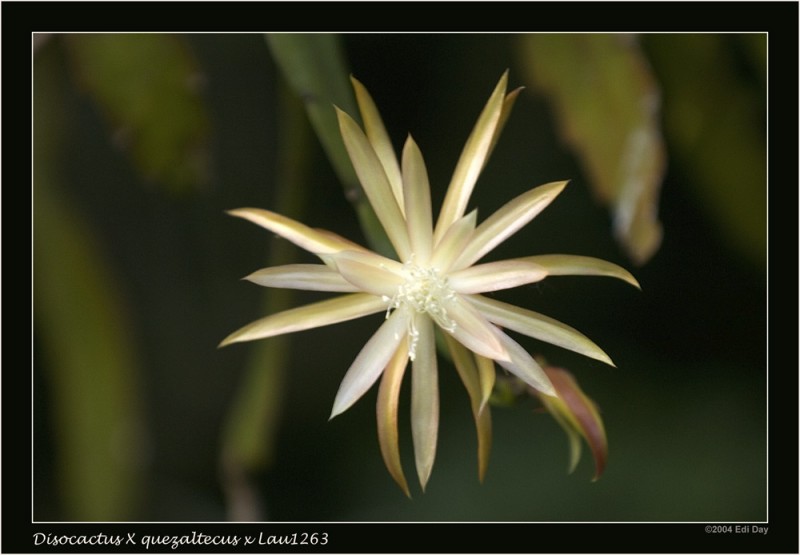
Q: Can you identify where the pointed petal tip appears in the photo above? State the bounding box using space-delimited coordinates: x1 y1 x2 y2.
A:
328 404 343 421
536 381 558 399
217 335 237 349
226 207 252 219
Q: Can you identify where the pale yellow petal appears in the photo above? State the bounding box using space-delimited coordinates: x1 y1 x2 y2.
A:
468 295 614 366
444 335 493 481
227 208 361 255
444 296 509 362
523 254 641 289
486 86 522 162
476 354 496 414
219 293 384 347
434 71 509 242
494 331 555 396
330 308 410 419
453 181 568 270
244 264 359 292
401 136 433 264
376 338 411 497
351 76 404 213
430 210 477 271
327 250 407 297
411 315 439 491
448 259 547 294
336 108 412 260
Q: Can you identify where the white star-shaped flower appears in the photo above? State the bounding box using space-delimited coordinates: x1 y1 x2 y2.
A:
221 72 639 494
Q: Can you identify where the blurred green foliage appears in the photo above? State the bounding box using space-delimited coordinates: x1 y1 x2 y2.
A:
65 34 211 193
35 42 145 519
33 33 766 522
520 34 665 266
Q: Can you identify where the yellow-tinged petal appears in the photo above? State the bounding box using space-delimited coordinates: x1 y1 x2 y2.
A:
227 208 364 255
486 87 523 162
330 308 410 419
326 250 407 298
376 339 411 497
351 76 404 213
453 181 568 270
476 354 496 414
445 297 510 362
434 71 509 242
430 210 477 271
219 293 385 347
401 136 433 264
494 331 555 396
411 315 439 491
468 295 615 366
448 259 547 294
445 335 493 481
336 108 412 260
244 264 359 292
537 367 608 480
523 254 641 289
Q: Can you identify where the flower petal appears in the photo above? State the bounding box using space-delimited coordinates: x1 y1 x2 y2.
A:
430 210 477 271
452 180 568 270
326 250 407 298
336 108 412 260
330 308 410 419
523 254 641 289
351 76 404 213
245 264 359 292
538 366 608 480
448 259 547 294
494 330 555 396
376 339 411 497
486 86 523 162
401 136 433 264
476 354 496 414
411 315 439 491
468 295 614 366
219 293 384 347
434 71 508 242
445 335 494 481
227 208 364 255
444 296 509 362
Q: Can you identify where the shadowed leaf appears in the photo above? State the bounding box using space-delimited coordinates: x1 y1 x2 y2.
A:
647 34 765 268
66 34 211 193
519 34 666 265
266 34 393 257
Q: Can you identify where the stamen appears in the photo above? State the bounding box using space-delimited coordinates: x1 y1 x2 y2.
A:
383 262 458 360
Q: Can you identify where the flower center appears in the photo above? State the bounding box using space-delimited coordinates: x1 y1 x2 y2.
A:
384 263 457 360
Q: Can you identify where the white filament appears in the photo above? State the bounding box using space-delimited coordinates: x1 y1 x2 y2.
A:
384 263 457 360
